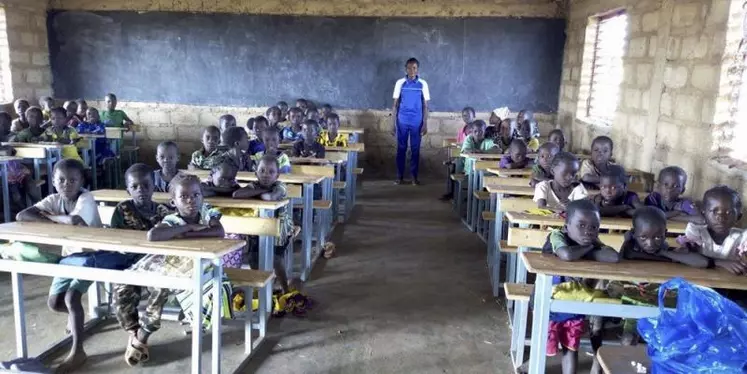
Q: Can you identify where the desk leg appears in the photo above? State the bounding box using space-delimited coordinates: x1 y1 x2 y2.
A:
334 163 342 223
528 273 552 374
320 178 332 245
11 272 27 358
301 183 314 281
258 209 275 314
471 170 484 233
191 259 205 374
46 151 54 191
91 139 98 190
489 192 503 298
462 165 474 230
351 151 358 208
345 153 354 217
2 162 10 223
515 223 530 284
211 260 223 374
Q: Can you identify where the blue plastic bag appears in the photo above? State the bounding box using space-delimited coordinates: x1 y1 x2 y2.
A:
637 277 747 373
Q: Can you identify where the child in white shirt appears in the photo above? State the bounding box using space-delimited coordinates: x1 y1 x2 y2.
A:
533 152 588 211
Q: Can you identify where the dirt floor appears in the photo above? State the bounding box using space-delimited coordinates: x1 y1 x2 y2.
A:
0 179 596 373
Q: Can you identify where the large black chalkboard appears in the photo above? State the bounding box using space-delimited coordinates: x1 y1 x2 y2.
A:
48 11 565 112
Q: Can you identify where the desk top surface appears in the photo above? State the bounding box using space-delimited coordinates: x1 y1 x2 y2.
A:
3 142 62 149
180 169 324 184
522 252 747 290
487 168 532 177
485 184 535 196
288 157 344 165
505 211 688 233
338 128 364 134
91 189 289 210
0 222 243 258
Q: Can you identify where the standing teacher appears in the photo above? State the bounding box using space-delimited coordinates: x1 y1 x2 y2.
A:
392 57 430 185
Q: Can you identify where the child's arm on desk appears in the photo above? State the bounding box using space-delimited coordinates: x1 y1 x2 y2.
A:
16 206 53 223
660 250 711 268
147 219 224 241
182 217 224 239
668 211 705 224
232 185 269 199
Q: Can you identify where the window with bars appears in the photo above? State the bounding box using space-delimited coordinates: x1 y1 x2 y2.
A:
586 11 628 124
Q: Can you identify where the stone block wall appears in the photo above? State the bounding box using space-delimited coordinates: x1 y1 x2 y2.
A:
558 0 746 202
1 0 52 102
83 99 556 175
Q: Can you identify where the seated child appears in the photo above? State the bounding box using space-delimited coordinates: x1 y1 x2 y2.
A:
266 106 282 128
494 118 513 153
16 159 102 372
0 115 38 210
541 200 619 374
43 107 83 162
499 139 531 169
516 110 540 137
306 106 321 124
534 152 588 211
282 107 304 142
295 98 309 113
63 100 82 126
153 141 180 192
548 129 566 151
590 165 641 217
531 142 560 187
292 120 325 158
254 127 291 173
461 120 499 176
0 112 11 137
10 107 44 142
188 125 222 170
318 113 348 147
75 99 88 121
235 155 294 294
613 206 712 345
219 114 236 133
101 93 134 129
110 164 172 366
679 185 747 274
11 99 29 133
580 136 615 189
76 107 115 165
219 126 252 172
249 116 268 156
644 166 703 223
245 117 256 137
489 107 509 127
276 101 289 122
319 103 333 129
515 120 539 152
305 102 318 117
458 106 476 144
40 96 54 121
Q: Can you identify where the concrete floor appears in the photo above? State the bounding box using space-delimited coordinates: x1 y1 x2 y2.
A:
0 179 583 373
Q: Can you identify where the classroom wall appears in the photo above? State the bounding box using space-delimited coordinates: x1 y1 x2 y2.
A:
46 0 562 176
0 0 52 102
558 0 747 202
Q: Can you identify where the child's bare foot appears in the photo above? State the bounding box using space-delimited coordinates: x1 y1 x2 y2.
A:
55 350 87 374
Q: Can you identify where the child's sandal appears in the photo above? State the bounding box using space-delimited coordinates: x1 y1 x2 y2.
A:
124 335 150 366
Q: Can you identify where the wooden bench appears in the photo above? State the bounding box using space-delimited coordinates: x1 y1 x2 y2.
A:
597 345 650 374
353 167 363 175
504 283 533 302
483 175 531 188
333 181 346 189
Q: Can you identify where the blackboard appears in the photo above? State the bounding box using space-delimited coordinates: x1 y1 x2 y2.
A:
48 11 565 112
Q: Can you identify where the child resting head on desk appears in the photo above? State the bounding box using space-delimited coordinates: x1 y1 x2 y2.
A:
589 165 641 218
580 135 615 190
541 199 619 373
153 141 181 193
16 159 103 373
610 206 713 346
534 151 588 212
499 138 531 170
292 119 325 159
109 163 172 366
254 126 291 173
530 142 559 187
188 125 221 170
679 185 747 275
644 166 704 224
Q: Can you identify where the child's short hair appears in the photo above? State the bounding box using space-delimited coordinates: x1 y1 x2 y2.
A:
303 119 320 134
87 107 99 115
632 206 667 230
219 114 235 124
306 102 318 113
551 151 579 169
14 99 28 106
75 98 86 106
266 106 281 117
471 119 487 130
406 57 419 66
261 126 280 140
25 106 42 118
105 93 117 101
53 158 85 178
202 125 220 136
246 117 255 128
296 98 307 106
125 163 153 180
168 173 201 195
600 164 627 185
549 129 564 139
211 160 238 176
592 135 614 150
288 107 303 116
276 101 288 108
321 103 332 111
538 142 560 154
40 96 53 105
658 166 686 182
326 113 340 123
221 126 247 145
258 154 280 169
253 115 268 127
566 199 599 220
50 107 66 117
703 185 742 211
157 140 178 152
462 106 475 115
509 138 528 152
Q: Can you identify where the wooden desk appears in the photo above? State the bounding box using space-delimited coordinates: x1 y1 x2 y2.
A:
597 346 650 374
180 169 324 185
522 251 747 374
487 168 532 177
91 189 289 211
338 128 364 143
0 222 248 374
504 211 688 234
289 157 343 165
2 142 60 188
